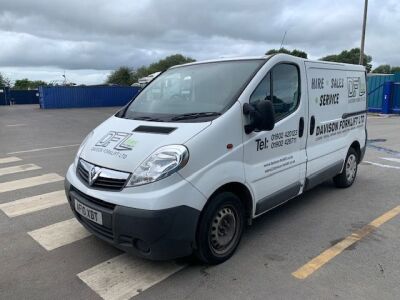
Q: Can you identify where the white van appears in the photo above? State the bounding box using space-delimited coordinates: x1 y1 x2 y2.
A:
65 54 367 264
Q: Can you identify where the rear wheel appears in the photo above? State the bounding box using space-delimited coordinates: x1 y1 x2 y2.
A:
333 147 359 188
195 192 244 264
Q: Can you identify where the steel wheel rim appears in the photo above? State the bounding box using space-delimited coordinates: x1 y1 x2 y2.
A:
209 205 239 256
346 154 357 182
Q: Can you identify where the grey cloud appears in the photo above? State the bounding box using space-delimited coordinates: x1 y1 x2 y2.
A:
0 0 399 84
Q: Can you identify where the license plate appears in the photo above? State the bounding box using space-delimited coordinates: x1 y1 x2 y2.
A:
74 199 103 225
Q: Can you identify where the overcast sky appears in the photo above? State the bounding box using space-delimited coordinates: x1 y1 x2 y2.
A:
0 0 398 85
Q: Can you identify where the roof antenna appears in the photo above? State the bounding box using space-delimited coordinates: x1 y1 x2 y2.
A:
280 30 287 49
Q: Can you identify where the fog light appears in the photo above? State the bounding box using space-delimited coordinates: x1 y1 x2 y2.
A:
133 238 150 254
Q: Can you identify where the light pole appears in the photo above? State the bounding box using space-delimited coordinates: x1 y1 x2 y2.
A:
359 0 369 65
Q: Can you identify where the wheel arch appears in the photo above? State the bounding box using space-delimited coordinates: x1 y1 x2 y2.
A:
201 182 254 226
350 140 361 162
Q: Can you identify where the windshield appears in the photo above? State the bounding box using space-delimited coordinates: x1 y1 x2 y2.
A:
123 60 265 122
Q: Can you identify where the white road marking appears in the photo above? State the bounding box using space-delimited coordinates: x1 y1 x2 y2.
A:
7 144 80 155
380 157 400 164
6 123 26 127
0 190 67 217
0 157 21 164
363 161 400 170
0 173 64 194
0 164 41 176
78 254 185 300
28 218 90 251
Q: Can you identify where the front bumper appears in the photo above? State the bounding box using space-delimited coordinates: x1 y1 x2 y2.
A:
65 179 200 260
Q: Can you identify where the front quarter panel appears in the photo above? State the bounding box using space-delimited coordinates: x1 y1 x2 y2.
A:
179 102 249 206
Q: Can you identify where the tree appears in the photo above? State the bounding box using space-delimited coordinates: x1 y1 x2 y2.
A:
372 65 400 74
13 79 47 90
131 54 196 83
0 72 11 87
265 48 308 59
147 54 195 74
372 64 391 74
391 66 400 74
106 67 133 85
320 48 372 72
106 54 196 85
131 66 151 84
291 49 308 59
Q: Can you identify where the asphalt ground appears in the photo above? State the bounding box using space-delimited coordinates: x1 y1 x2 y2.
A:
0 105 399 300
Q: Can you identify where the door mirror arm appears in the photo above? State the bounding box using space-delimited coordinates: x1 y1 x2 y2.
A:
243 103 257 134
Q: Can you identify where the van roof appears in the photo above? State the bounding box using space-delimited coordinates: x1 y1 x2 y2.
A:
170 56 271 68
171 54 366 71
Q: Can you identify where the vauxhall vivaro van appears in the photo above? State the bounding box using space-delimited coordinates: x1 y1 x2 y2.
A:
65 54 367 264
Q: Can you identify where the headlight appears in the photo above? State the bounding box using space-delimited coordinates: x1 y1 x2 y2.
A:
127 145 189 187
74 131 93 169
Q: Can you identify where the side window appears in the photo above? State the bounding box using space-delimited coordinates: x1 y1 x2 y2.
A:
271 64 300 119
249 63 300 120
249 72 271 105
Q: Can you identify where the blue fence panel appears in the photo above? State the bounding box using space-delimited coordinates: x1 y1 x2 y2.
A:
9 90 39 104
1 88 39 105
367 75 394 112
39 86 140 109
0 87 8 105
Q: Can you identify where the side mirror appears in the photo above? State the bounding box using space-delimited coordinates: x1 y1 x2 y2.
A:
243 101 275 134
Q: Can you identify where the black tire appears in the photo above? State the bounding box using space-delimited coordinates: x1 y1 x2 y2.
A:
195 192 245 265
333 147 359 188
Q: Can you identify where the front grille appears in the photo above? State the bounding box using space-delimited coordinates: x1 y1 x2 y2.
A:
94 177 127 189
77 162 90 181
71 186 116 210
77 159 130 191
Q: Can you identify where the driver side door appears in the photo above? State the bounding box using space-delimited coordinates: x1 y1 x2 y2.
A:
243 60 308 216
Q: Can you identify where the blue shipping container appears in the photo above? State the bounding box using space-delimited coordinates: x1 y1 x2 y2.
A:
367 73 400 113
367 74 394 112
39 86 140 109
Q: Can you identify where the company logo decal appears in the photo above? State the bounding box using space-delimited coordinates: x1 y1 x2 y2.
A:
88 166 102 186
347 77 366 98
90 131 137 160
95 131 137 151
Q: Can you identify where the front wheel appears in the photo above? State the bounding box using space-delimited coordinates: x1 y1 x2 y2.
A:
195 192 244 264
333 147 359 188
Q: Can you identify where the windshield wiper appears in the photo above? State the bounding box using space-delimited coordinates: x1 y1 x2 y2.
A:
132 116 165 122
170 112 221 121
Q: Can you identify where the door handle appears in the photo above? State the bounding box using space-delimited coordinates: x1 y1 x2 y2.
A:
299 117 304 138
310 116 316 135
